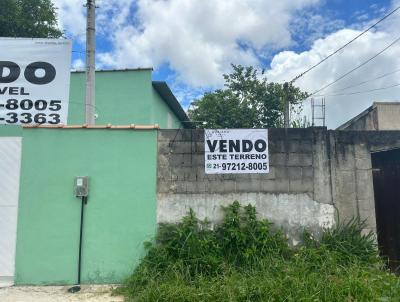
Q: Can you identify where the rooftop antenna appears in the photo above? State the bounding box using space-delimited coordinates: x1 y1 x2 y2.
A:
311 97 326 127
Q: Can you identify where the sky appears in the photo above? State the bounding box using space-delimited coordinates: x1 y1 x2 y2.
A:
53 0 400 128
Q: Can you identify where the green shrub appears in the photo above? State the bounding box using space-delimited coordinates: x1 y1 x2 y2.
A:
116 202 400 302
217 202 290 266
320 217 379 264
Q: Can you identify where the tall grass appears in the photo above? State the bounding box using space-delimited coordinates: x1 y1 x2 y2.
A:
116 201 400 302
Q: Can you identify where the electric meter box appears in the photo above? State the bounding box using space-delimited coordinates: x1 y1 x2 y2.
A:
74 176 89 197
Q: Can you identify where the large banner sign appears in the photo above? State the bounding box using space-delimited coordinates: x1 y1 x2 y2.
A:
205 129 269 174
0 38 71 125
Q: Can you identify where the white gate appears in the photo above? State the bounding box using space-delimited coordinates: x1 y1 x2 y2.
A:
0 137 22 287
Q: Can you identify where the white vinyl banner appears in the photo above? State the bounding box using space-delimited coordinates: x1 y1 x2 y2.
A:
205 129 269 174
0 38 71 125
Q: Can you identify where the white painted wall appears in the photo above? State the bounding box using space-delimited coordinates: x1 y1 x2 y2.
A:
158 193 336 246
0 137 22 287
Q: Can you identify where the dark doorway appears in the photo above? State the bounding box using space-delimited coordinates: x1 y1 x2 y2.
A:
372 148 400 272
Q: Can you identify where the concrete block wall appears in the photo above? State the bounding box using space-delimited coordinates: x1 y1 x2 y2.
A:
158 129 321 195
157 128 400 243
329 131 400 234
157 128 335 244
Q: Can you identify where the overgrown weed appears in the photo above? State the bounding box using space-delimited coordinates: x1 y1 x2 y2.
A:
116 201 400 301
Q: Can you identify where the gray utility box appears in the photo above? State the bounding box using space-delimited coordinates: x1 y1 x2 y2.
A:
74 176 89 197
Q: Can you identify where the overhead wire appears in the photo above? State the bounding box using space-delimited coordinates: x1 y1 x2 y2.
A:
318 82 400 97
320 68 400 94
290 5 400 83
308 34 400 97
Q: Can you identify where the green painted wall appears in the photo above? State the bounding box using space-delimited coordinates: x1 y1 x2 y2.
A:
2 69 182 284
69 70 183 128
15 128 157 285
151 88 182 129
0 69 183 136
0 125 22 136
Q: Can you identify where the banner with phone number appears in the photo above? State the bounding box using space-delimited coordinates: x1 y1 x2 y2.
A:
205 129 269 174
0 38 71 125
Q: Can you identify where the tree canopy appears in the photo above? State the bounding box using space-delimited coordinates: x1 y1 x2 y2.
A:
188 65 309 128
0 0 63 38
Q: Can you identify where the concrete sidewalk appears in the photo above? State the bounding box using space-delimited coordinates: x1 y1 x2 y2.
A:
0 285 124 302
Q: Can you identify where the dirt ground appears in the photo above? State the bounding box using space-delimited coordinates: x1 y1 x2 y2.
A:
0 285 124 302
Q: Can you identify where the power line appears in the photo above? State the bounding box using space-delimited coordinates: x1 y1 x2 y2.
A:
290 5 400 84
315 68 400 95
319 82 400 97
310 35 400 97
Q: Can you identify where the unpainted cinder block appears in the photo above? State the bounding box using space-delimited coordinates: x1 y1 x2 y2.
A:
288 140 313 153
235 179 261 192
273 179 290 192
288 167 302 180
206 180 236 193
259 166 275 180
158 129 182 141
302 167 314 178
288 153 313 166
336 170 356 195
157 167 171 180
157 153 170 168
289 179 313 193
157 181 177 193
181 154 195 167
274 166 288 179
205 180 224 193
355 157 371 170
357 198 375 213
259 180 278 192
270 153 288 166
192 154 205 167
169 142 194 154
268 140 286 153
194 142 205 152
158 141 172 155
185 181 207 193
175 181 187 193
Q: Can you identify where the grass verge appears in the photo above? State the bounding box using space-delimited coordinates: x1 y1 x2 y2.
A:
116 201 400 301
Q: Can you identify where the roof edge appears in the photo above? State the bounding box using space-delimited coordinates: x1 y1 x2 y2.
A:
71 68 153 73
152 81 193 128
22 124 159 129
336 104 375 130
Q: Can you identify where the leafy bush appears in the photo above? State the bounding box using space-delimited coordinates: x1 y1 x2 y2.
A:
320 217 379 264
116 202 400 302
216 202 290 265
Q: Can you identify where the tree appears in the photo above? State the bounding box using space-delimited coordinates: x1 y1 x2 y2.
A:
188 65 309 128
0 0 63 38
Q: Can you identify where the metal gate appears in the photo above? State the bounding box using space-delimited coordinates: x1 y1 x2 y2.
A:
0 137 22 287
372 148 400 272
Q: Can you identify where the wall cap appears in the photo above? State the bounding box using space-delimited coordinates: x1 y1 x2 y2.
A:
22 124 160 130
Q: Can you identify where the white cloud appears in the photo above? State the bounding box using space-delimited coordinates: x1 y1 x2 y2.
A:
53 0 326 87
266 28 400 128
72 58 85 70
53 0 86 39
53 0 136 40
95 0 320 87
53 0 400 128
